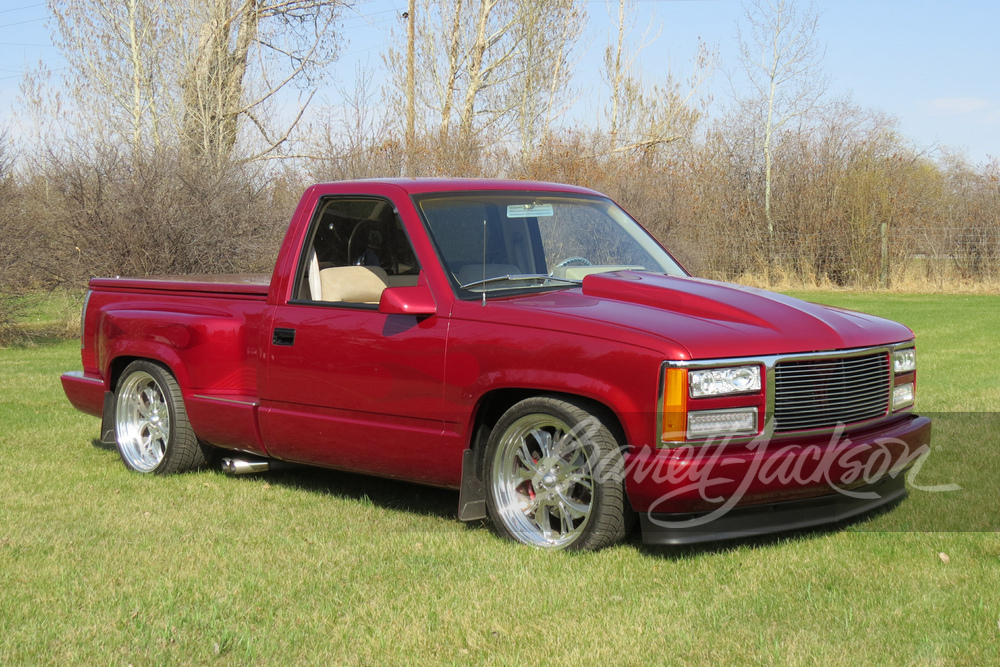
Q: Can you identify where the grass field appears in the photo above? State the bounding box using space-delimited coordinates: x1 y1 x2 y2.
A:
1 292 998 665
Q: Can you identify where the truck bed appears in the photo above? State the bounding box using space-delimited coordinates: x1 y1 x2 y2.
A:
66 273 273 455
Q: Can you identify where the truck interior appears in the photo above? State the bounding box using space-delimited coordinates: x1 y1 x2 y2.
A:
296 197 422 303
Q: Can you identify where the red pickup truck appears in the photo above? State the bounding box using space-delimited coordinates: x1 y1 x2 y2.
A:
61 179 930 550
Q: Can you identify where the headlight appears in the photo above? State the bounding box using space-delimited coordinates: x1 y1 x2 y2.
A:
689 365 761 398
893 348 916 373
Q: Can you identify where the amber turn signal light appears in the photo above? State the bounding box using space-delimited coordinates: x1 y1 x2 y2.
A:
661 368 688 442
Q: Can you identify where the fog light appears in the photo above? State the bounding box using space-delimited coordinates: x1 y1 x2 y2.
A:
687 408 758 439
893 383 914 409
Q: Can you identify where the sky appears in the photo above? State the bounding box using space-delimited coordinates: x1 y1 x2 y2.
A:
0 0 997 164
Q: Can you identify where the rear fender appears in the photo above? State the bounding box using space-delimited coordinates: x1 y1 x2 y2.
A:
103 339 191 392
98 308 251 393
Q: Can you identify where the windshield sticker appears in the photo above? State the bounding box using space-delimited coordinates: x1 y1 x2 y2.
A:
506 203 554 218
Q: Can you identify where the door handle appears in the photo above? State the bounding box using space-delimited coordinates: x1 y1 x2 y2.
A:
273 328 296 346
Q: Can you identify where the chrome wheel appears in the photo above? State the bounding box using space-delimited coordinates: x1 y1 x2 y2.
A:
113 361 205 475
116 370 171 472
490 413 596 549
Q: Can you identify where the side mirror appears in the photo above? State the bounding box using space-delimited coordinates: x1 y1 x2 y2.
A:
378 284 437 316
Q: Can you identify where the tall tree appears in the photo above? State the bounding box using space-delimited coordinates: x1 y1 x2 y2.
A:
177 0 345 162
44 0 346 162
513 0 583 155
602 0 716 156
404 0 417 175
385 0 584 169
47 0 171 154
735 0 827 249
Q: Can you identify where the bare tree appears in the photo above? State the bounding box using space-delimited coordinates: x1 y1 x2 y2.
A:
177 0 346 163
0 131 45 344
454 0 520 151
44 0 346 163
385 0 584 170
735 0 827 248
603 0 651 149
308 64 406 181
46 0 172 154
0 131 19 287
404 0 417 174
602 0 716 155
513 0 585 155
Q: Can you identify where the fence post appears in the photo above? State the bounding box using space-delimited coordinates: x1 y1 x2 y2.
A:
880 219 889 289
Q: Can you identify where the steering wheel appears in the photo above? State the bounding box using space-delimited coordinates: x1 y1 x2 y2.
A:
346 220 373 266
553 256 592 270
347 220 399 274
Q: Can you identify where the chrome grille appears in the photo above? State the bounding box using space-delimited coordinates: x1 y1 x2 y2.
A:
773 352 890 432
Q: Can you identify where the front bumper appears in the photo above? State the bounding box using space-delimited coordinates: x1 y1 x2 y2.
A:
640 474 907 545
625 414 931 543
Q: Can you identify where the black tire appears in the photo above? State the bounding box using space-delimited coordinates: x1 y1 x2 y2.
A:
484 396 633 551
113 360 206 475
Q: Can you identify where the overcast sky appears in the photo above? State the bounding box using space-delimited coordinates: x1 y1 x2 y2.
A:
1 0 996 164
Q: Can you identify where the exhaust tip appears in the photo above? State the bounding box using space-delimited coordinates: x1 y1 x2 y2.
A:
220 458 270 476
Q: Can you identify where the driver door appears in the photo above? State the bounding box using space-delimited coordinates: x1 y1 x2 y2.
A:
257 196 454 487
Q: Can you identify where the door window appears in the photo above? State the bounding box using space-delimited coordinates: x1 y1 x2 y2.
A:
295 198 421 304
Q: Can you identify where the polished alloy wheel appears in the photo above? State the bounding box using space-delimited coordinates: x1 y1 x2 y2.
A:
116 371 171 472
490 414 596 548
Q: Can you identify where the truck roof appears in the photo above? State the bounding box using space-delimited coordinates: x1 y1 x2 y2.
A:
311 178 604 197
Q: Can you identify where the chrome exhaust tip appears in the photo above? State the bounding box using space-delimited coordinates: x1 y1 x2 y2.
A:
221 458 271 476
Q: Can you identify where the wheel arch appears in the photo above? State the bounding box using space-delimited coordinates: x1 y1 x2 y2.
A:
102 353 187 442
457 387 630 522
105 346 189 394
468 388 628 457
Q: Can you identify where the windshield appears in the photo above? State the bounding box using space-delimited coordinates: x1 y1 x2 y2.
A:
415 192 686 296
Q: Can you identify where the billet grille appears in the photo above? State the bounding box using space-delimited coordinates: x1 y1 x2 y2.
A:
773 352 890 432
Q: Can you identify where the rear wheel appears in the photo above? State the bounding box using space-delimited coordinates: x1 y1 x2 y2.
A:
114 360 205 474
485 397 631 550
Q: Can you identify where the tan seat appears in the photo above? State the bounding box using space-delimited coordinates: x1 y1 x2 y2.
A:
318 266 389 303
305 248 322 300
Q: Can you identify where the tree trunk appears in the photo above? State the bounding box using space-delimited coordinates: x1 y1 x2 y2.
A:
438 0 464 167
458 0 493 151
182 0 260 163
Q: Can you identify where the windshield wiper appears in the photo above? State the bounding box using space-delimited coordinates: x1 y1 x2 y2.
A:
459 273 582 290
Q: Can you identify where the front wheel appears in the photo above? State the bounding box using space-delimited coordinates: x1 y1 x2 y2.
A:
114 360 205 474
484 397 632 550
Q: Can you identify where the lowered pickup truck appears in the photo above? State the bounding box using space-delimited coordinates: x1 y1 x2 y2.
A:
61 179 931 550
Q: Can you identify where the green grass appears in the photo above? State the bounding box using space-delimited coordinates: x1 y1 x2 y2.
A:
2 289 85 342
2 294 999 665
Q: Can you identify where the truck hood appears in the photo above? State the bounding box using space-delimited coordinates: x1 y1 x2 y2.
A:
502 272 914 360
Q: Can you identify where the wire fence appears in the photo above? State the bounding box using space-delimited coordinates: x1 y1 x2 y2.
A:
684 225 1000 288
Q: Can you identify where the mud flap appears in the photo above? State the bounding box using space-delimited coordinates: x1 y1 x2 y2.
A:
100 391 116 445
457 448 487 521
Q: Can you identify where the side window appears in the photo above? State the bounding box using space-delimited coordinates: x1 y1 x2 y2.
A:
296 198 421 304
